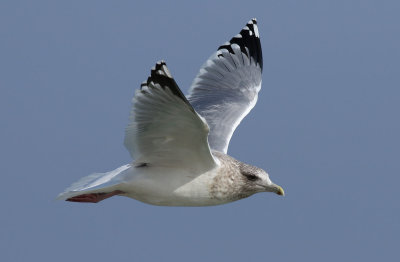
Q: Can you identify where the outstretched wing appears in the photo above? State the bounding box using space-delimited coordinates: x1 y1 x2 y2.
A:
124 61 217 173
187 19 263 154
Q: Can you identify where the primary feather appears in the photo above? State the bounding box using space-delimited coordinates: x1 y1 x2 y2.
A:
188 18 263 153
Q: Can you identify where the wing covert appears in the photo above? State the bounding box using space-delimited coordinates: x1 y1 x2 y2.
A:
124 61 217 173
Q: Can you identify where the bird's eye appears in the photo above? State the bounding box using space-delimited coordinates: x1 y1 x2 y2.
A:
243 173 258 181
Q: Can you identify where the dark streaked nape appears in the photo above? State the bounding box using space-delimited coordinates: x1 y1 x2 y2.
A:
217 18 263 70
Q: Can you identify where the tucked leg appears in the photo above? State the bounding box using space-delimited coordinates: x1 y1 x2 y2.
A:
66 190 124 203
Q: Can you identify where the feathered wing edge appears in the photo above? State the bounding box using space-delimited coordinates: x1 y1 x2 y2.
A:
187 19 263 153
124 60 217 173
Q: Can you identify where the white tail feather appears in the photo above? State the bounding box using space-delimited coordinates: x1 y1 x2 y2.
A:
57 164 131 200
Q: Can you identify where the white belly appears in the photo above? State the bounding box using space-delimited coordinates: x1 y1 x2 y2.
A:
119 166 228 206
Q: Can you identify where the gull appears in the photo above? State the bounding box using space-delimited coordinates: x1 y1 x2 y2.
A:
58 18 285 206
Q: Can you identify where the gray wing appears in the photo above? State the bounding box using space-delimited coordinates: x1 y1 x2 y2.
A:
124 61 217 174
187 19 263 154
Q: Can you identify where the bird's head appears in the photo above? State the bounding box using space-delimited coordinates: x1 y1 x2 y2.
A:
239 163 285 196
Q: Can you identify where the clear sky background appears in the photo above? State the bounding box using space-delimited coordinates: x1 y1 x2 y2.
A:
1 0 399 261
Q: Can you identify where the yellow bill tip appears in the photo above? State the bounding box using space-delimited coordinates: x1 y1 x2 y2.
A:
276 186 285 196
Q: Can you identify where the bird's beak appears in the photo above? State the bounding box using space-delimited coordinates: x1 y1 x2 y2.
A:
276 185 285 196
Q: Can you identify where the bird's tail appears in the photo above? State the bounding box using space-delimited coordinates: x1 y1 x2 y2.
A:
57 164 131 202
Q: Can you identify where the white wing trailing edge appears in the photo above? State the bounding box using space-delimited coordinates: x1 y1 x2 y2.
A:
188 18 263 154
124 61 217 174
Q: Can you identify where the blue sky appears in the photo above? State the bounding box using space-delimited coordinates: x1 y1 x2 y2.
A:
1 0 399 261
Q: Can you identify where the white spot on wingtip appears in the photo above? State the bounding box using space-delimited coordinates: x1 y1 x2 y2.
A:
162 65 172 78
254 24 259 38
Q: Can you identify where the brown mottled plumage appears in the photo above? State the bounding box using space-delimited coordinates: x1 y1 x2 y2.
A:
210 151 281 202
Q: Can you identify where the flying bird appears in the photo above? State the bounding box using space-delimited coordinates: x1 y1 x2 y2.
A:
58 18 285 206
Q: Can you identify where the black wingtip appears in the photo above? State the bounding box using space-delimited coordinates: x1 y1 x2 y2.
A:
142 61 194 111
147 60 176 90
217 19 263 70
